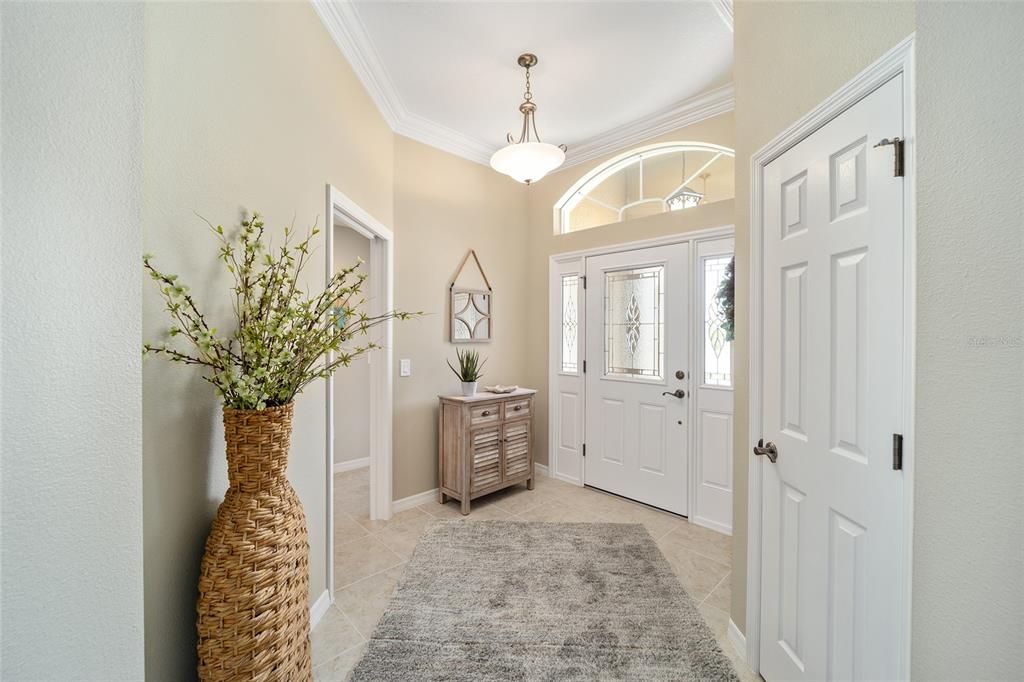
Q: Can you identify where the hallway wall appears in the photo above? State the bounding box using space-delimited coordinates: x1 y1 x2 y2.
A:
392 135 530 501
142 4 393 678
333 227 372 466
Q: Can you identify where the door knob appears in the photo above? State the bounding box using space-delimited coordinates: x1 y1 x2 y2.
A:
662 389 686 399
753 438 778 463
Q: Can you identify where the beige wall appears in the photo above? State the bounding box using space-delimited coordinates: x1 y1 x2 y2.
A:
392 135 530 500
524 112 736 472
333 227 372 464
731 0 915 635
913 3 1023 677
141 3 393 679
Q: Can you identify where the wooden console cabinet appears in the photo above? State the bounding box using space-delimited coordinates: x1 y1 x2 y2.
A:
437 388 536 515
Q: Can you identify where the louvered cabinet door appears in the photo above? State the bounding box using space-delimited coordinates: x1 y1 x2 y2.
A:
502 420 531 481
470 426 502 493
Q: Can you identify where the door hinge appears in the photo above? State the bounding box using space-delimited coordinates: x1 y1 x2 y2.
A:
892 433 904 470
581 275 587 290
582 443 586 458
583 360 587 374
873 137 904 177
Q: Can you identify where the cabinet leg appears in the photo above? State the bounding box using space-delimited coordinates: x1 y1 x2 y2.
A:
527 476 535 491
438 490 447 504
460 498 471 516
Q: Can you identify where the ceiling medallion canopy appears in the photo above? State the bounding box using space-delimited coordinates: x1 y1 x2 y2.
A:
489 53 567 185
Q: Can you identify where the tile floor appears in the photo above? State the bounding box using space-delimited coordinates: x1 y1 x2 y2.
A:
313 468 759 681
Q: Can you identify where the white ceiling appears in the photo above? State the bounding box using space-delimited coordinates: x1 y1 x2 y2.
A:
315 1 733 167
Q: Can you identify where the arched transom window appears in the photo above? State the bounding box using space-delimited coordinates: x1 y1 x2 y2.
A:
554 142 735 234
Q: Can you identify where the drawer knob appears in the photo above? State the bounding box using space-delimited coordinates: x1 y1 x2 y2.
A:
514 405 522 411
481 410 491 416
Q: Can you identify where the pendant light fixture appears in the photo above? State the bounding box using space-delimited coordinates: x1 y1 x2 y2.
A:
489 53 567 185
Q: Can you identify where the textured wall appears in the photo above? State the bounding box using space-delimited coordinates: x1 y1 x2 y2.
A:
731 0 915 633
141 4 393 678
913 3 1023 677
391 135 530 500
0 2 145 677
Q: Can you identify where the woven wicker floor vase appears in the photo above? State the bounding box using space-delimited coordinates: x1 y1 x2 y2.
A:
197 402 312 681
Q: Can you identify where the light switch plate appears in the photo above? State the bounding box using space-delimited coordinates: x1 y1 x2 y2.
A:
399 358 411 377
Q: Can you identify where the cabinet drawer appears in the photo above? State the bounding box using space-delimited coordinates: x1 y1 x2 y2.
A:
503 398 531 420
470 403 501 427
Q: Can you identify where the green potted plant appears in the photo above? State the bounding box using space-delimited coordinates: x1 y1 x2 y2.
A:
143 213 417 680
448 348 486 396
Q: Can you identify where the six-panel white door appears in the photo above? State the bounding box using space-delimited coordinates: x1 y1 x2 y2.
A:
758 75 906 681
584 243 690 515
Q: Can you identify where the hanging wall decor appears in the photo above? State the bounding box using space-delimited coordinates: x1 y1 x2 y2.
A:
450 249 492 343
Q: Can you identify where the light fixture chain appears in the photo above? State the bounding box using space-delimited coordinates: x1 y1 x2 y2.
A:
523 65 532 102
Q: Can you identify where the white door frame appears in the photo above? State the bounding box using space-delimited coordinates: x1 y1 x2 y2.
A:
745 34 916 677
547 224 735 524
325 183 395 603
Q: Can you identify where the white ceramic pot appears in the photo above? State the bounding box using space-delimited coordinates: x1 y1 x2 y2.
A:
461 381 478 397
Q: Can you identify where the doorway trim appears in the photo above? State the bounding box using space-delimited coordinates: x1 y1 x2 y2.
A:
547 224 735 522
744 34 916 677
325 184 395 603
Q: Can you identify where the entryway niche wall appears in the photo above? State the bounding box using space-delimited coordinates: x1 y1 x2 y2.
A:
332 224 372 472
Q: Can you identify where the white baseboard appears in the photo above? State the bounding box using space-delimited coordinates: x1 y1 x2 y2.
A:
392 488 438 513
534 463 550 477
727 619 746 661
692 515 733 536
310 589 332 629
553 471 583 486
334 457 369 474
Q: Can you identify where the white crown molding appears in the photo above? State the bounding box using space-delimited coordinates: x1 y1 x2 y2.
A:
312 0 494 165
312 1 734 169
560 83 735 170
710 0 733 32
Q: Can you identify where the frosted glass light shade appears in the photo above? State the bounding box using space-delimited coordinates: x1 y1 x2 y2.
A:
489 142 565 184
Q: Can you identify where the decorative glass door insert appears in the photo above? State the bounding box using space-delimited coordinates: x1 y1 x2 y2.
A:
604 265 664 379
560 274 579 373
703 256 733 386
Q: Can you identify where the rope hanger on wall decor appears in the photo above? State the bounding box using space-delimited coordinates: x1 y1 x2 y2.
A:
449 249 493 291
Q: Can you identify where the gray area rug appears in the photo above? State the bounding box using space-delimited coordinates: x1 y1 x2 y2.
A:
350 521 738 681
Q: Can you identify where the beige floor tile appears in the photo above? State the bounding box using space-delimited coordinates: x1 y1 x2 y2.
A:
487 485 550 514
336 564 406 637
335 491 369 516
312 642 367 682
374 514 433 560
310 606 363 668
333 513 370 546
662 520 733 564
334 535 403 589
517 499 608 524
703 572 732 612
418 498 513 520
350 505 429 533
657 536 731 602
698 603 730 639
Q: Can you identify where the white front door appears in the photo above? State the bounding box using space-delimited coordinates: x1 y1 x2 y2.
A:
584 243 689 515
758 75 907 681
